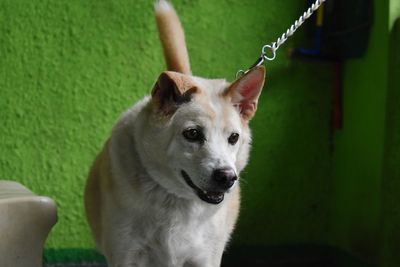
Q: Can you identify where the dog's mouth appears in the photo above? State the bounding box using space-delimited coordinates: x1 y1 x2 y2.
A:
181 170 224 204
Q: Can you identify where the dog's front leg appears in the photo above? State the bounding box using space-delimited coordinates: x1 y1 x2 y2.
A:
184 258 220 267
109 249 184 267
106 251 149 267
184 261 213 267
104 241 151 267
184 251 224 267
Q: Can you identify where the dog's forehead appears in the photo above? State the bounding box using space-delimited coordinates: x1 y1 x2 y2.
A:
191 76 229 94
178 76 241 130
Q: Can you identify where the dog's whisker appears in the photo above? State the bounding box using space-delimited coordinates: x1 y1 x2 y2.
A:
239 177 249 185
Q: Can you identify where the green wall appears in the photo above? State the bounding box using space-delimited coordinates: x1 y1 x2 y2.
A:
380 1 400 264
0 0 333 261
0 0 163 250
2 0 398 265
329 0 400 265
329 0 389 262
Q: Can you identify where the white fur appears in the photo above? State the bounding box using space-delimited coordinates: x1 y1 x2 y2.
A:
155 0 173 13
98 77 247 267
84 1 264 266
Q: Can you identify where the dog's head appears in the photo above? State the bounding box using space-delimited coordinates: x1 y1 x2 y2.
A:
139 66 265 204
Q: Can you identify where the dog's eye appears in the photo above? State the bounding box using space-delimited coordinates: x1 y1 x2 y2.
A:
183 128 204 142
228 133 239 145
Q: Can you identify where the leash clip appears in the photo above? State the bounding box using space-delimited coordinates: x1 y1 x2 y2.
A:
262 44 277 61
236 45 275 79
235 0 326 79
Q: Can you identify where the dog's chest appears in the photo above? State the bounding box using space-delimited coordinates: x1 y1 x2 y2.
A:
132 203 221 265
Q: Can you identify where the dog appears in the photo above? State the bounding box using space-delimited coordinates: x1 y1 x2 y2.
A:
84 0 265 266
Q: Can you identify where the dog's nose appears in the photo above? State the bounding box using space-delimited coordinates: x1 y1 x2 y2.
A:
212 168 237 190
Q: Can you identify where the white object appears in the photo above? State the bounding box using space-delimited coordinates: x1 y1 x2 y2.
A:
0 181 57 267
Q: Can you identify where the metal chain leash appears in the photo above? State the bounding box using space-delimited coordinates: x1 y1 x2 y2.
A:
236 0 327 78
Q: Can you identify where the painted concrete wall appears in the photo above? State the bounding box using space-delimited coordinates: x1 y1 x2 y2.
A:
3 0 398 265
380 1 400 265
0 0 333 261
329 0 389 262
329 0 400 265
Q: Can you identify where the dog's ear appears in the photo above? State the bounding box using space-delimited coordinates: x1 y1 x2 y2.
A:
151 71 198 114
224 66 266 121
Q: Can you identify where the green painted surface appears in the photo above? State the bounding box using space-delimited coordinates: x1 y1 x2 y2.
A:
380 15 400 267
0 0 162 249
1 0 332 262
390 0 400 29
329 0 390 263
235 59 332 246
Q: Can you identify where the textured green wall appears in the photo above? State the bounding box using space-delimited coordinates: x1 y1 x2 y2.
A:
329 0 396 264
0 0 162 249
0 0 333 261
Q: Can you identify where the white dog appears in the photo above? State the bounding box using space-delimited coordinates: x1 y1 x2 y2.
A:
84 1 265 266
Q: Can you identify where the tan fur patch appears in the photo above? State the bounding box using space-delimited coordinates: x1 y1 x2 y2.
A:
151 71 201 116
163 71 197 94
155 4 191 74
84 140 113 246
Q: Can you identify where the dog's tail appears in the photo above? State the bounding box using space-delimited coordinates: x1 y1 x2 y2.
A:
155 0 191 75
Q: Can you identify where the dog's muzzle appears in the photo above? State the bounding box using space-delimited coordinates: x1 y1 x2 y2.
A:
181 170 236 204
